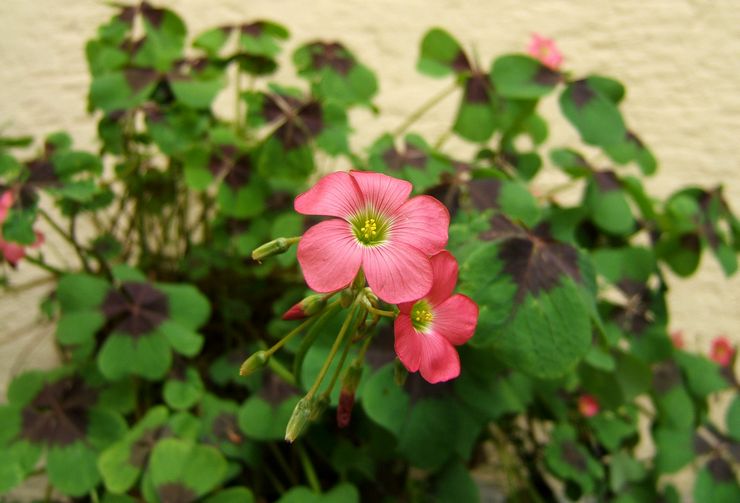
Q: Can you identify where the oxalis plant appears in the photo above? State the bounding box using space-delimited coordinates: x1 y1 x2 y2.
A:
1 2 739 502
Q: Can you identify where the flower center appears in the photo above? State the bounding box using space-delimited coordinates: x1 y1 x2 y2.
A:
350 209 390 246
410 300 433 331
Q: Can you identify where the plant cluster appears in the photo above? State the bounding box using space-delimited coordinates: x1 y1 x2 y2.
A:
0 2 739 502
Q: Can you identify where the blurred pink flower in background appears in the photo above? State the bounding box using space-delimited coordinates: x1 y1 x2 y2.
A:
710 335 735 367
670 330 685 349
578 394 600 417
528 33 563 70
0 190 44 266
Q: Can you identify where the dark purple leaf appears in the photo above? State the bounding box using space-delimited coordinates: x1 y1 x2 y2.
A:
307 41 354 75
707 456 734 482
208 146 252 189
593 170 621 192
652 362 681 395
240 21 264 37
157 483 198 503
129 425 169 468
124 68 159 94
102 282 169 337
381 141 427 171
21 377 97 447
693 433 713 455
140 1 165 28
572 80 596 109
534 65 562 86
451 50 472 74
561 441 587 471
464 73 492 104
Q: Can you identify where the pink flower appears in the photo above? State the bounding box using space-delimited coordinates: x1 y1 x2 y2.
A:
527 33 563 70
578 394 600 417
670 330 684 349
710 336 735 367
0 190 44 266
393 251 478 383
295 171 449 304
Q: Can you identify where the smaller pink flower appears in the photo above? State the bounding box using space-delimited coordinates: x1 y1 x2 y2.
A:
710 336 735 367
670 330 684 349
527 33 563 70
394 251 478 384
0 191 44 267
0 191 13 222
578 394 599 418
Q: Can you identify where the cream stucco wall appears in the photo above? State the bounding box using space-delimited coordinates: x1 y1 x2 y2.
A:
1 0 739 392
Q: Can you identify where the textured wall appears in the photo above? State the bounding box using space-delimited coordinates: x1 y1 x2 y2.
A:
1 0 739 394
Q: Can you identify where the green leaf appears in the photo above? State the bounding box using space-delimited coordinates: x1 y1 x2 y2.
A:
587 75 625 104
98 333 172 380
237 395 299 441
550 148 591 178
433 459 480 503
164 367 205 411
675 352 729 398
204 487 256 503
87 407 127 450
491 54 560 99
592 247 654 285
89 71 157 112
609 450 646 492
398 398 459 470
47 442 100 497
171 75 225 109
728 395 740 441
361 364 409 437
589 414 636 451
158 320 204 357
56 311 106 345
585 173 635 235
135 8 186 72
559 79 626 147
2 207 36 245
159 283 211 329
544 425 603 494
654 428 694 474
453 76 496 142
193 27 231 56
417 28 469 77
657 232 702 277
238 21 289 58
148 438 227 498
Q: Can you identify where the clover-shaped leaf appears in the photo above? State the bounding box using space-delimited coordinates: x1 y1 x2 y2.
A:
694 457 740 503
294 41 378 107
164 366 205 411
276 483 359 503
147 438 228 503
417 28 470 77
544 425 603 494
237 391 299 441
491 54 561 99
560 79 626 147
453 73 497 143
361 363 409 438
584 170 636 236
460 217 595 378
1 370 126 496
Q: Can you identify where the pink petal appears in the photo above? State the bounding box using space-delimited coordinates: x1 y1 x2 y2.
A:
418 331 461 383
0 241 26 266
349 171 412 216
391 195 449 256
0 191 13 222
294 171 363 219
362 242 432 304
297 219 362 293
394 315 422 372
425 251 458 307
432 294 478 345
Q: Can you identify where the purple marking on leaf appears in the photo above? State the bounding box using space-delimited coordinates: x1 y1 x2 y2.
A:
21 377 97 447
129 425 169 468
274 101 324 149
102 282 169 338
382 141 428 171
571 80 596 109
26 160 60 187
707 456 734 482
728 441 740 462
425 182 461 217
464 73 491 104
482 218 581 303
240 21 265 37
679 233 701 253
626 131 644 148
534 65 562 86
593 170 621 192
117 6 136 25
120 37 146 56
561 441 587 470
140 2 165 28
261 94 302 123
156 483 198 503
124 68 159 94
451 50 472 74
208 146 252 189
308 41 354 75
468 178 502 212
693 433 713 455
698 191 721 249
652 362 681 394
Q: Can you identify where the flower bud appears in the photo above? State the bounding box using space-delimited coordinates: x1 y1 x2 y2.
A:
282 294 327 320
578 394 599 418
239 350 269 377
251 237 295 261
310 394 329 422
336 390 355 429
285 396 314 443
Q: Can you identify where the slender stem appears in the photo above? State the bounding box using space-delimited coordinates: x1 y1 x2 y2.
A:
44 483 52 503
89 489 100 503
322 324 354 399
69 214 93 273
23 255 64 276
3 275 55 294
365 305 396 318
296 442 321 493
263 464 286 495
306 300 358 400
267 443 299 486
267 357 296 387
266 316 317 357
393 80 459 137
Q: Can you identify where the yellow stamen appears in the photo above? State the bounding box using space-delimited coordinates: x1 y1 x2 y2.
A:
360 218 377 239
413 309 433 323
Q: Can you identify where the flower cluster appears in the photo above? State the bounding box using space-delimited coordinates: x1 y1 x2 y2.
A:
528 33 563 70
0 190 44 266
294 171 478 383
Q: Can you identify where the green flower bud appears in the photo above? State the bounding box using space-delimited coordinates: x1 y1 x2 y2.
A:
251 237 297 261
310 394 330 422
285 396 314 443
239 350 269 377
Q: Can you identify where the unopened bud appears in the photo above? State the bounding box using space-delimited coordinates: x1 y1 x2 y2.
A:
337 390 355 428
394 359 408 386
251 237 296 261
239 350 269 376
282 294 327 320
285 396 314 443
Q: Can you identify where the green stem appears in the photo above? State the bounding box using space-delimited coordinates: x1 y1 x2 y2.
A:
267 442 299 486
297 442 321 493
306 300 359 400
393 80 459 137
266 315 319 357
365 305 396 318
23 255 64 276
321 323 355 399
69 214 93 273
267 357 296 386
38 207 91 271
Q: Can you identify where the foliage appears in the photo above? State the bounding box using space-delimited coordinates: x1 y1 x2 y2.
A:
1 4 738 502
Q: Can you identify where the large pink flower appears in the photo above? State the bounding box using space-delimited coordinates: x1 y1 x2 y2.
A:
295 171 449 304
527 33 563 70
394 251 478 383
